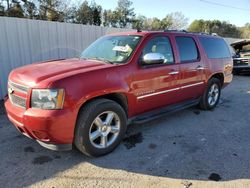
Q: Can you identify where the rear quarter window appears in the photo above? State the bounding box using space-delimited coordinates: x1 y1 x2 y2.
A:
199 37 231 59
175 37 199 62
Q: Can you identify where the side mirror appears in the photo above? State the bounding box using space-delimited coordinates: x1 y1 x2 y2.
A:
141 53 165 65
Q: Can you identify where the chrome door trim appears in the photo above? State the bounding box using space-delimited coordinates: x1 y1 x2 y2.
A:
137 82 204 99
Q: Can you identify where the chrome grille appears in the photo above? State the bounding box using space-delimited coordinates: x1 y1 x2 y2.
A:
8 81 29 108
8 81 29 93
9 94 26 108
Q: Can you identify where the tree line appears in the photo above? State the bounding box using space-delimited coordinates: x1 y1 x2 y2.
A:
0 0 249 38
188 19 250 38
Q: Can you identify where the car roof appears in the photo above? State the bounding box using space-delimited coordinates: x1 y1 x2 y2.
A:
107 30 220 38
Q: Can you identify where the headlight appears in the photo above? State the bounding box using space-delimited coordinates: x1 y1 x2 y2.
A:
31 89 65 110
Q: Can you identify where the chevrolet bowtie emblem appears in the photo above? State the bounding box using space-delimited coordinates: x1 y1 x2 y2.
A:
8 87 14 94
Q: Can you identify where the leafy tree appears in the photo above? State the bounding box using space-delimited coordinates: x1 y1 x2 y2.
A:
75 0 91 24
4 0 10 10
115 0 135 28
245 23 250 28
102 9 107 26
64 6 77 23
0 0 247 39
240 24 250 38
142 17 162 30
151 17 161 30
187 19 205 32
102 9 109 26
188 19 241 38
132 15 146 30
22 0 37 19
220 21 241 38
132 12 188 31
0 2 4 16
0 0 25 17
75 1 102 26
38 0 66 21
7 2 24 17
90 2 102 26
160 16 173 30
102 9 119 27
164 12 188 30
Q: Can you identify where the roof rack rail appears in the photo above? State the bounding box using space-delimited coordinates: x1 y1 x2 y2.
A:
164 29 187 33
156 30 219 37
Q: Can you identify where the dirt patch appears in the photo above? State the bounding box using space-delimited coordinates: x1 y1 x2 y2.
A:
123 132 143 149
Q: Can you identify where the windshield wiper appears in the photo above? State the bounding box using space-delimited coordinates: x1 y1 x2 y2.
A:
94 57 114 64
81 57 115 64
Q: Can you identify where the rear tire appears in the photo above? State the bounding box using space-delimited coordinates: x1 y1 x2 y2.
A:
74 99 127 157
199 78 221 110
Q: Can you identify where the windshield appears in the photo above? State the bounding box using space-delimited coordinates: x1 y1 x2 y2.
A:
80 35 142 64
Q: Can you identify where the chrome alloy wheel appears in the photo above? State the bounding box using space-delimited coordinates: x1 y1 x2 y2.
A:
208 83 219 106
89 111 121 149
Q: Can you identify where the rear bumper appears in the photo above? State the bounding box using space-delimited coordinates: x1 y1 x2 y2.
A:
4 98 77 149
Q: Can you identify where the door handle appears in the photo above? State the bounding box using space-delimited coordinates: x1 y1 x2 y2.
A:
169 70 179 75
196 65 205 71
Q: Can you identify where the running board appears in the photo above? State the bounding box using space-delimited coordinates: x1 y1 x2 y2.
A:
129 99 200 124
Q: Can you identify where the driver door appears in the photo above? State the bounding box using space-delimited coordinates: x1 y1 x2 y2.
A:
131 35 181 115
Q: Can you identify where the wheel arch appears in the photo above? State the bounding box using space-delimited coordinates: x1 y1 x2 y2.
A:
77 93 129 118
209 72 224 87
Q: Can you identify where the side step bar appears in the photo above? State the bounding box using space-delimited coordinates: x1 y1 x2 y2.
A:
129 99 200 124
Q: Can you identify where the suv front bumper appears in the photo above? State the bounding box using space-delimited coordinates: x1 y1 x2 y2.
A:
233 58 250 73
4 98 76 151
233 65 250 72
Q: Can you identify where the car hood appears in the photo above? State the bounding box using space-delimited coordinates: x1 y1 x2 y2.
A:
231 39 250 50
9 58 111 86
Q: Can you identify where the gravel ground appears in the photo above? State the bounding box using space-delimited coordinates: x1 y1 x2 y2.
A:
0 75 250 188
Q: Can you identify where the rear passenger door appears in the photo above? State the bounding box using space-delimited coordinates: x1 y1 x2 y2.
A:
174 35 206 101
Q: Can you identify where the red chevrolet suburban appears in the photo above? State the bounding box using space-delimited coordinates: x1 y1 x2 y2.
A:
5 31 233 156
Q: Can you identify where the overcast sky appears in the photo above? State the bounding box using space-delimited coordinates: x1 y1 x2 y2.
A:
91 0 250 27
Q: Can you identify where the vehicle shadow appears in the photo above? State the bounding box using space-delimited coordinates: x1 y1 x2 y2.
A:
1 83 250 187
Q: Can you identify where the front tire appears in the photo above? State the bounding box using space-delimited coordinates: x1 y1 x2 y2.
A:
74 99 127 157
199 78 221 110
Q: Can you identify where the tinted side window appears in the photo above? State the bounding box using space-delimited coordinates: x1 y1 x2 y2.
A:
176 37 199 62
142 36 174 64
199 37 231 59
